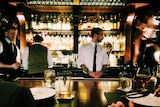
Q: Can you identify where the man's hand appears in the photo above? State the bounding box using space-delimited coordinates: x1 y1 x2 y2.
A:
154 84 160 96
89 71 103 78
11 62 20 70
108 101 134 107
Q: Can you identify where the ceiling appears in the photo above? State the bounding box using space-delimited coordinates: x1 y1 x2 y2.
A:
1 0 160 14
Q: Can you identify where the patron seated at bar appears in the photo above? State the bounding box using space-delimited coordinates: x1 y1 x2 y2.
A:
22 35 53 77
78 28 109 78
0 26 20 80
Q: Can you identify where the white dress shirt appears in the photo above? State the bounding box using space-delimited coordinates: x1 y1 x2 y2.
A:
22 42 53 70
78 41 109 72
0 37 20 63
154 51 160 64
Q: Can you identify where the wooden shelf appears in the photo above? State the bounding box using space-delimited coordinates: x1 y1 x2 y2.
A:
80 6 125 13
23 5 73 12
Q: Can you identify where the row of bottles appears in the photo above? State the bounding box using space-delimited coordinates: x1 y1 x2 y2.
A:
26 32 125 52
27 32 74 50
27 0 125 6
28 12 122 31
80 0 125 6
78 33 125 51
28 0 73 5
78 13 121 30
29 13 73 30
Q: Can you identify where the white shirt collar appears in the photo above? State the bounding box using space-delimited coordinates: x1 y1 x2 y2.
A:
90 41 97 47
32 42 41 45
5 37 12 44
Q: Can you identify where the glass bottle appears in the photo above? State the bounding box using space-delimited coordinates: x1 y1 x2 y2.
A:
52 14 57 30
57 16 62 30
30 14 36 29
47 14 53 30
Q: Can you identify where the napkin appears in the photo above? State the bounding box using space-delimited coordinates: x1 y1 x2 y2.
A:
127 93 160 106
104 91 128 106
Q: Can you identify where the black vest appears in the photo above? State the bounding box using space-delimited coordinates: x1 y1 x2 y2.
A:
0 39 17 65
0 39 19 79
28 44 48 74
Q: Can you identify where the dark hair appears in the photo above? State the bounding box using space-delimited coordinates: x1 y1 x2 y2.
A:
33 35 43 42
137 14 153 24
91 28 103 38
5 26 17 32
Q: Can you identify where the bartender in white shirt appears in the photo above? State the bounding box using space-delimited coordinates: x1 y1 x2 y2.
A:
78 28 109 78
0 26 20 79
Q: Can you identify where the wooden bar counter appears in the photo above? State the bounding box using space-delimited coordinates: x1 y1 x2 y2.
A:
15 77 120 107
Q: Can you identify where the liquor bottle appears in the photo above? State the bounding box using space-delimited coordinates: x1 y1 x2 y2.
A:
70 14 73 30
98 15 104 29
82 15 87 30
62 16 71 30
109 14 114 30
52 14 57 30
91 15 98 29
43 13 48 30
117 13 121 29
56 16 62 30
62 17 66 30
47 14 53 30
30 14 36 29
39 15 44 29
113 14 117 30
86 15 92 30
97 15 101 28
78 19 83 30
104 15 111 30
66 17 71 30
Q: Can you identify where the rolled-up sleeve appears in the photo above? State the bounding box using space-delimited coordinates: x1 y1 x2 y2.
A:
22 47 29 70
47 49 53 68
77 46 85 68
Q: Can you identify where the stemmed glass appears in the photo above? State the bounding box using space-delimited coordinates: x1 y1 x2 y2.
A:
135 65 151 92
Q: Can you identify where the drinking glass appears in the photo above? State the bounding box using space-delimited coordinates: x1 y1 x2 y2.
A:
44 69 56 88
135 66 151 92
57 70 72 98
118 68 133 92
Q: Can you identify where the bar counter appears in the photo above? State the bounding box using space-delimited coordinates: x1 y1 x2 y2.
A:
52 66 123 78
11 66 158 107
15 77 120 107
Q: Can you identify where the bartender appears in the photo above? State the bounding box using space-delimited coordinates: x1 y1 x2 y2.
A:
78 28 109 78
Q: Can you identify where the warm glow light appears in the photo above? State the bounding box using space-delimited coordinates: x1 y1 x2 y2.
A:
100 81 119 92
126 13 135 26
153 16 160 26
78 82 90 103
16 14 25 21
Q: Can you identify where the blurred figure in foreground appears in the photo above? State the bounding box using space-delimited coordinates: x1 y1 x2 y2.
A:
133 15 158 76
78 28 109 78
22 35 53 76
133 15 157 67
108 101 135 107
0 79 36 107
108 84 160 107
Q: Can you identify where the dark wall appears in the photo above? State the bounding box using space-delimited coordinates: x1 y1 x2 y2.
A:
0 2 18 38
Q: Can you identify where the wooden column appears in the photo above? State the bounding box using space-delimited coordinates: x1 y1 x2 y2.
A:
16 12 26 58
